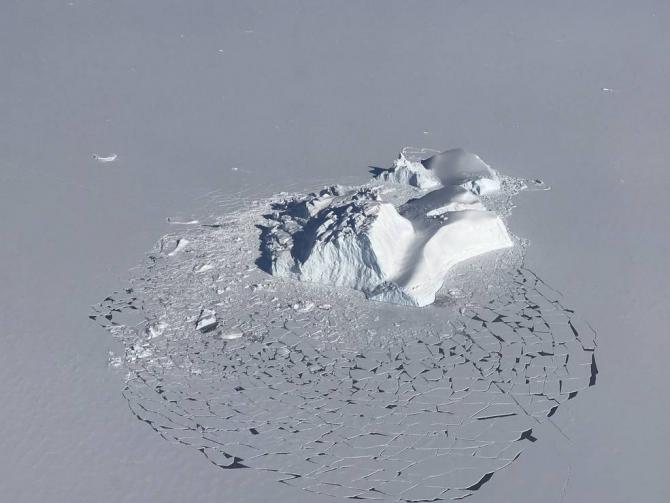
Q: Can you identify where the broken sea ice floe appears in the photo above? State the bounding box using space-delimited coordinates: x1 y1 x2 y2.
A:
195 308 217 332
261 148 514 307
90 152 598 501
92 264 598 502
158 237 190 257
220 331 243 340
92 153 118 163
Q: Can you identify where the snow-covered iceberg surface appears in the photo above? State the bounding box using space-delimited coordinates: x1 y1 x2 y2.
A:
261 148 515 306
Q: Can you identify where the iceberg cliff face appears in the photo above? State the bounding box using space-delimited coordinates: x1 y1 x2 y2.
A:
299 201 415 290
261 148 514 307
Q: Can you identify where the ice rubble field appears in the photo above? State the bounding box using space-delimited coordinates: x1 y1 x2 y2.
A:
91 149 597 502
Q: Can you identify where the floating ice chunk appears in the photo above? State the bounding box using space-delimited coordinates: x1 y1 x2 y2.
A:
93 153 118 163
92 161 598 499
378 150 442 189
221 331 243 340
422 149 501 195
195 309 217 332
368 210 513 306
146 321 168 339
292 301 315 313
298 202 415 291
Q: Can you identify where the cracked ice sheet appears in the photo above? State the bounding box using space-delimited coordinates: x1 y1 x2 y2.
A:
91 186 597 502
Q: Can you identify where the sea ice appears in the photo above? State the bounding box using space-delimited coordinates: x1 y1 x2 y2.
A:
90 156 598 502
221 331 243 340
195 308 217 332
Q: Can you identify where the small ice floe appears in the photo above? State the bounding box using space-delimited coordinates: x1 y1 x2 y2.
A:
195 309 217 332
108 351 122 368
146 321 168 339
221 331 243 340
526 178 550 191
93 153 118 163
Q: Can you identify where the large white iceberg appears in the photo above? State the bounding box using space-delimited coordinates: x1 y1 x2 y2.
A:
261 148 514 307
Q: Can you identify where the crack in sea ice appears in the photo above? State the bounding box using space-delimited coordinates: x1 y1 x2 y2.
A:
91 152 596 501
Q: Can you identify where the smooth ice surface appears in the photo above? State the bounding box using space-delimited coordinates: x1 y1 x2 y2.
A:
262 148 514 306
2 3 670 503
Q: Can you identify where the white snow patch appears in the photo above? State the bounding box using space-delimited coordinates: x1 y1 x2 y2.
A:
167 239 190 256
378 149 442 190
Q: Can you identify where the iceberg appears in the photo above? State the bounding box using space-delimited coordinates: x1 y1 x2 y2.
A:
261 148 514 307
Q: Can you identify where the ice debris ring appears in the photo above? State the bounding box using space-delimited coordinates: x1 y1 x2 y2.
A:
91 147 596 502
262 148 517 307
